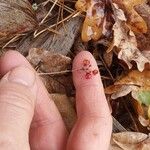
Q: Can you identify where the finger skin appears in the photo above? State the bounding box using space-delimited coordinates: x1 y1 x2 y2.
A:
0 67 37 150
0 50 68 150
67 51 112 150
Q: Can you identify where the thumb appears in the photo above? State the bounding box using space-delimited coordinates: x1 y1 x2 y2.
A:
0 66 37 149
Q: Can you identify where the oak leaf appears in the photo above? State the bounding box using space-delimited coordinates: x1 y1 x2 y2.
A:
108 3 150 71
27 48 71 73
27 48 73 95
110 132 150 150
112 0 148 33
76 0 105 42
50 94 77 132
105 70 150 127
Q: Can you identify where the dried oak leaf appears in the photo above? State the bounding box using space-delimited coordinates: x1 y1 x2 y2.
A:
50 94 77 132
75 0 105 42
105 70 150 127
41 75 74 94
112 0 148 33
108 3 150 71
27 48 73 94
110 132 150 150
135 3 150 53
27 48 71 73
0 0 37 44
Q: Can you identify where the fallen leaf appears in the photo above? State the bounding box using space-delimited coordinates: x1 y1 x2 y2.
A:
27 48 71 73
109 3 150 71
76 0 105 42
27 48 74 95
0 0 37 45
41 74 74 94
105 70 150 127
135 3 150 51
112 0 148 33
110 132 150 150
50 94 77 132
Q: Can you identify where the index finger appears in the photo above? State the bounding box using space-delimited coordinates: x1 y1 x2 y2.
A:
67 51 112 150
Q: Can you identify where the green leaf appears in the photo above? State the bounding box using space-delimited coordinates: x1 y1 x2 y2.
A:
138 91 150 106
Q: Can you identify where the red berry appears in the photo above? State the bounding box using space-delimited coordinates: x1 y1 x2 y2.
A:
85 70 91 74
83 59 90 66
92 69 98 75
85 73 92 79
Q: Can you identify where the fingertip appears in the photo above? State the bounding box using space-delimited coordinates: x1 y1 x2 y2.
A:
72 51 101 88
73 51 93 64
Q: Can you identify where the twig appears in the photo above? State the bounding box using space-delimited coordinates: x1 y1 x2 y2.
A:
38 69 111 80
61 0 67 32
34 10 78 37
2 34 25 49
52 4 61 41
40 0 59 25
39 70 72 75
49 0 75 13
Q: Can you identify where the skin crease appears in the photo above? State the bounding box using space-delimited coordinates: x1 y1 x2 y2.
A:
0 50 112 150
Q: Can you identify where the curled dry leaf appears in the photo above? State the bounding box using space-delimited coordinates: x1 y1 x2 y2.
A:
41 75 74 94
135 3 150 51
110 132 150 150
76 0 105 42
27 48 71 73
108 3 150 71
28 48 74 94
113 0 148 33
0 0 37 44
76 0 147 43
50 94 77 132
105 70 150 127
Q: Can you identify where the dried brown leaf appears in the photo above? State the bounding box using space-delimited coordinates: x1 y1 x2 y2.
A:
105 84 138 100
135 3 150 51
41 75 73 94
0 0 37 44
76 0 105 42
105 70 150 127
109 3 150 71
110 132 150 150
50 94 77 132
112 0 148 33
27 48 71 73
115 70 150 87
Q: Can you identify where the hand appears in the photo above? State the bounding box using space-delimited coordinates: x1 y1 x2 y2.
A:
0 50 112 150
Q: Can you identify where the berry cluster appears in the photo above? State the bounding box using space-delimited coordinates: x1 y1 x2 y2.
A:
81 59 98 79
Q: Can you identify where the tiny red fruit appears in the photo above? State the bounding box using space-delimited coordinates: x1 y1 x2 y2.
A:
85 73 92 79
92 69 98 75
83 59 90 66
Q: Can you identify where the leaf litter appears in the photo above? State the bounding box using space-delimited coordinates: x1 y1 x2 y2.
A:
0 0 150 149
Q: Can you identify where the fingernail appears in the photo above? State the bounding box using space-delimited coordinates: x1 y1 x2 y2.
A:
8 67 36 87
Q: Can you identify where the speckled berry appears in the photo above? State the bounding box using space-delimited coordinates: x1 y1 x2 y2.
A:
83 59 90 66
85 73 92 79
92 69 98 75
